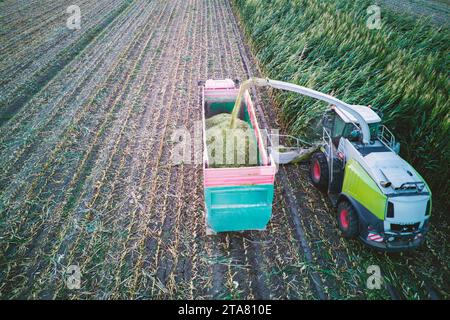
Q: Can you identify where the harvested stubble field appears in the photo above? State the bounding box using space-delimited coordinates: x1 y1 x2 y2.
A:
0 0 448 300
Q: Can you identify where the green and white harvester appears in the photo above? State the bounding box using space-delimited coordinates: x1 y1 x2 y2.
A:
244 78 432 251
310 103 431 251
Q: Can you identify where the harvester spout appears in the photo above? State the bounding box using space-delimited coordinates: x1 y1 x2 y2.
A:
230 77 371 144
229 77 269 129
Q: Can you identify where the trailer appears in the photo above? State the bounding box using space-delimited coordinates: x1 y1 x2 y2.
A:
201 79 276 234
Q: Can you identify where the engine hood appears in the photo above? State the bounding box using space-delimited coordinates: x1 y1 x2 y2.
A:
362 152 429 196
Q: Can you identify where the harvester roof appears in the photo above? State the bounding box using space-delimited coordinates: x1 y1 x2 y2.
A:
334 105 381 124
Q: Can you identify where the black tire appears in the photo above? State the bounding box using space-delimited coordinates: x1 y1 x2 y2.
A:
337 200 359 238
310 152 329 191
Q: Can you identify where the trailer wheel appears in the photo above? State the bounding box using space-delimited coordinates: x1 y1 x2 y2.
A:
337 201 359 238
310 152 329 191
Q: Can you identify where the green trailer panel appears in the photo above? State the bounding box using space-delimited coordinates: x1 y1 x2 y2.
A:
342 159 387 220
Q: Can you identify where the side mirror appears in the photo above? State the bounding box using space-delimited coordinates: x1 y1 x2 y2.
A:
393 142 400 154
322 115 331 129
322 110 335 128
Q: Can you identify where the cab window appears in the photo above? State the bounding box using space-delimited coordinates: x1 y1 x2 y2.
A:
331 114 347 146
332 115 346 138
322 110 335 133
369 123 380 140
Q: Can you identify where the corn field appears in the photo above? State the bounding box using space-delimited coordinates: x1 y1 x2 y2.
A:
0 0 448 300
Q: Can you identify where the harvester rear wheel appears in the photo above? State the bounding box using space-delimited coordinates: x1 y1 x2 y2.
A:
337 201 359 238
310 152 329 191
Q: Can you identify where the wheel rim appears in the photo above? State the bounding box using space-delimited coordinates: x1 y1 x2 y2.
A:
313 160 321 181
340 209 349 229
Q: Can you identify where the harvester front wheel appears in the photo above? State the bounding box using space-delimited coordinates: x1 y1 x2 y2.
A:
337 201 359 238
310 152 329 191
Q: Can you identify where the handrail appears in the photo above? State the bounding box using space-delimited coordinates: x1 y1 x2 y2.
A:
322 127 334 185
379 125 396 149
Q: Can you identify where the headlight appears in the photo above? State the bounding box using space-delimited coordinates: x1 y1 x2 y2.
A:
387 201 394 218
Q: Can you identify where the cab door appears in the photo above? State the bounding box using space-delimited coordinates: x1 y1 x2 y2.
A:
327 110 347 193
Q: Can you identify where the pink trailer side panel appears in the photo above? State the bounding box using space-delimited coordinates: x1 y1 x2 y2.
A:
204 165 276 187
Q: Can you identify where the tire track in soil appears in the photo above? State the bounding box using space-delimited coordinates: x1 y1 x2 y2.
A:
287 164 365 299
265 183 315 299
